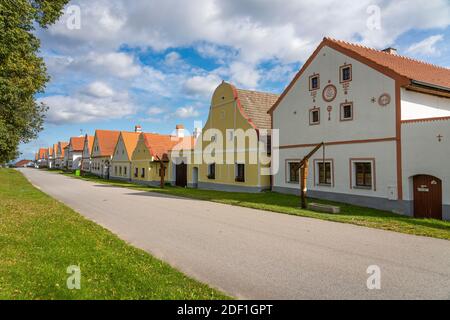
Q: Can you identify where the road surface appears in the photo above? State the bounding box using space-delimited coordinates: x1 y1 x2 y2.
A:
19 169 450 299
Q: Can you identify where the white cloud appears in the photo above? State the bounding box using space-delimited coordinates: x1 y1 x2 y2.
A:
40 85 137 124
174 106 200 118
83 81 115 98
147 107 166 115
183 74 222 98
164 52 182 66
406 34 445 56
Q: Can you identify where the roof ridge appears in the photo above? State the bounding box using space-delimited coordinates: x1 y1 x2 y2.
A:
236 88 280 96
325 37 450 71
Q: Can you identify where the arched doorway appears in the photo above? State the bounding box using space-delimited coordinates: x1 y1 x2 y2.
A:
413 175 442 220
175 161 187 187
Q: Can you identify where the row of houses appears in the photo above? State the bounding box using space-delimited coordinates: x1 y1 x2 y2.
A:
34 38 450 221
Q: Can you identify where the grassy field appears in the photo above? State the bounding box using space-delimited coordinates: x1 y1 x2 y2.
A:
60 171 450 241
0 169 229 300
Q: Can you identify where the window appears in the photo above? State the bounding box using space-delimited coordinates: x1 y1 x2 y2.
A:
119 166 122 175
317 162 332 185
235 164 245 182
114 166 118 175
266 135 272 156
340 65 352 83
134 167 138 178
124 167 127 176
340 102 353 121
207 163 215 179
355 162 372 188
309 108 320 125
309 74 320 91
288 162 301 183
141 168 145 178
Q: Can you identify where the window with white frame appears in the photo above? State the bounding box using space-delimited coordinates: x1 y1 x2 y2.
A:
309 74 320 91
340 102 353 121
316 160 332 186
310 108 320 125
207 163 215 179
288 161 301 183
351 160 374 189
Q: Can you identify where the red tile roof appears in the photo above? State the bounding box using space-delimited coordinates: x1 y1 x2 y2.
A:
142 133 194 161
15 160 33 167
38 148 47 160
58 142 69 158
83 135 94 155
69 136 85 152
234 88 279 130
325 38 450 89
120 132 141 159
269 37 450 114
95 130 121 157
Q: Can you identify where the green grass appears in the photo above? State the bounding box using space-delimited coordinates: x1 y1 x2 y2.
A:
0 169 229 300
60 171 450 241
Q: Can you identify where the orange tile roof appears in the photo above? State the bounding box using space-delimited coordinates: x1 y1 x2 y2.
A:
83 135 94 155
58 142 68 158
325 38 450 89
53 144 58 156
234 88 279 130
95 130 121 157
69 136 85 152
38 148 47 160
15 159 33 167
142 133 194 161
47 147 53 157
120 132 141 159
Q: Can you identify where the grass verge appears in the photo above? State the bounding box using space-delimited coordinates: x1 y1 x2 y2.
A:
59 170 450 241
0 169 229 300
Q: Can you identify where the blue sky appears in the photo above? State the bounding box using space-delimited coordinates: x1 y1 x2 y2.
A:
20 0 450 159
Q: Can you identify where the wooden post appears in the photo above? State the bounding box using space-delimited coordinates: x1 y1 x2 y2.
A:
155 155 166 188
300 160 309 209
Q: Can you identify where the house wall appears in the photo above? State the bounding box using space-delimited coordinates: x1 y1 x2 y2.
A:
402 118 450 220
186 82 271 192
272 45 404 211
401 89 450 120
67 151 82 170
110 135 132 181
130 136 169 185
81 138 91 172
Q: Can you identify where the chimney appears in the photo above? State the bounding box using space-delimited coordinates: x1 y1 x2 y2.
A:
176 124 185 138
382 47 397 55
135 125 142 133
193 127 202 139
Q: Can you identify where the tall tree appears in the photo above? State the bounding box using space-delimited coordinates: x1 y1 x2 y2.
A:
0 0 69 163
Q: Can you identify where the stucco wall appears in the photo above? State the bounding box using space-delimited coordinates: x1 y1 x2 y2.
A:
402 118 450 205
401 89 450 120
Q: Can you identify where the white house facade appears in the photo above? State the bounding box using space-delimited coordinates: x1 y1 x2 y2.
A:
270 38 450 221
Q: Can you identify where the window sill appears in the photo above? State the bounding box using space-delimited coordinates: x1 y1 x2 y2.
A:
317 183 333 187
353 186 373 190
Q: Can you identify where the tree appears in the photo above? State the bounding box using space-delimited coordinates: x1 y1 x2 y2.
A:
0 0 70 163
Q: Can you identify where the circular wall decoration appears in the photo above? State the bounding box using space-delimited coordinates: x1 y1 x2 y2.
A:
378 93 391 106
322 84 337 102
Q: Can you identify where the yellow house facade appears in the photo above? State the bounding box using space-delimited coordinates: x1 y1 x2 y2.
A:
182 81 278 192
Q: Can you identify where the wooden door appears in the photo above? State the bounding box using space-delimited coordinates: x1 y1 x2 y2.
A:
176 162 187 187
413 175 442 220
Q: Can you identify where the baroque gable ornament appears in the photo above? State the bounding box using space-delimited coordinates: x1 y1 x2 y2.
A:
322 84 337 102
378 93 391 107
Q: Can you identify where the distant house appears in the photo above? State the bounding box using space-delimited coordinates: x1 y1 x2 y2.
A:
131 128 192 186
36 148 48 169
47 147 55 169
81 135 95 173
55 142 68 169
110 127 141 181
269 37 450 221
67 136 85 170
14 159 33 168
90 130 121 178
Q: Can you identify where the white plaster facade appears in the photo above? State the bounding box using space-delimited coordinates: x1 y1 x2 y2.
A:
272 41 450 220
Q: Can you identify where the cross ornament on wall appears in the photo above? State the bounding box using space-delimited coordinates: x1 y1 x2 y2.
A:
437 134 443 142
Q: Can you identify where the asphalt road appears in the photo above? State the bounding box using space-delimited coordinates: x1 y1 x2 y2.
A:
19 168 450 300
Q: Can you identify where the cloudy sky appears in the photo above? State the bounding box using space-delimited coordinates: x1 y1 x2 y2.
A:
21 0 450 159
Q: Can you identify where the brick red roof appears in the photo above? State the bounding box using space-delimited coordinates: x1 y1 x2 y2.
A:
142 133 194 161
69 136 85 152
38 148 47 160
95 130 121 157
58 142 68 158
15 160 33 167
325 38 450 89
121 132 141 159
